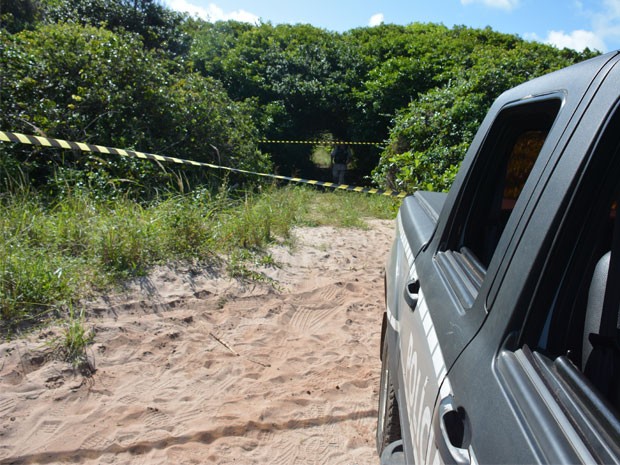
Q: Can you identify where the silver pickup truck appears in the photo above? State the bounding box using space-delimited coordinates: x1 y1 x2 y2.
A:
377 51 620 464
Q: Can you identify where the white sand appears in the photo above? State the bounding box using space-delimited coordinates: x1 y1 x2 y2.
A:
0 219 394 465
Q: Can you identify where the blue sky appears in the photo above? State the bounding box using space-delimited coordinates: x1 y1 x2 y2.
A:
164 0 620 52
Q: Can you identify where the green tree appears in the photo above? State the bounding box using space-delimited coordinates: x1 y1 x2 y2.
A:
372 38 598 192
0 0 40 33
189 21 365 173
38 0 190 55
0 23 267 195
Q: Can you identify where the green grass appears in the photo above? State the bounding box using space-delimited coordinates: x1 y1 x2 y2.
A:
59 306 95 373
298 189 398 228
0 184 398 336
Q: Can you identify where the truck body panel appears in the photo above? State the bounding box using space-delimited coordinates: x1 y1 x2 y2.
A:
378 51 620 464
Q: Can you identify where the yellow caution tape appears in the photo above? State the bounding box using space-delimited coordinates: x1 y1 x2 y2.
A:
0 131 407 198
260 139 382 146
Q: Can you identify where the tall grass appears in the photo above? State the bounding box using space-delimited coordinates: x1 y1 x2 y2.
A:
60 306 95 373
0 184 398 335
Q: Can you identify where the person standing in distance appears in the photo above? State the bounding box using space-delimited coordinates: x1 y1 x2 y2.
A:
331 144 351 184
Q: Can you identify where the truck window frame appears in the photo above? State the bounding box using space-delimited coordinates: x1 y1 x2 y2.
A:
437 96 562 308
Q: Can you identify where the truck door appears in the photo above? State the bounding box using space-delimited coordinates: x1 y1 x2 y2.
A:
392 53 620 465
399 92 565 464
435 58 620 464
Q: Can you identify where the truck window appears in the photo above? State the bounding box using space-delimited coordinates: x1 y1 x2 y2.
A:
437 98 561 308
458 99 561 268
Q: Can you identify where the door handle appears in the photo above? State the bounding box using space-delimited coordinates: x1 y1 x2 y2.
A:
434 395 471 465
403 279 420 309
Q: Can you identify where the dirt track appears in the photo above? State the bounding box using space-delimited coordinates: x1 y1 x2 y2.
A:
0 219 394 465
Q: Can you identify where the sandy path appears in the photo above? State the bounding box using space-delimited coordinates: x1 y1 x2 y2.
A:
0 219 394 465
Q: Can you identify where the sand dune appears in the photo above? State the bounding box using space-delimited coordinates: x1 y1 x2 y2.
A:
0 219 394 464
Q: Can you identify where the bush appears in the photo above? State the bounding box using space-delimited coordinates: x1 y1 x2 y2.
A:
0 23 268 198
372 36 598 193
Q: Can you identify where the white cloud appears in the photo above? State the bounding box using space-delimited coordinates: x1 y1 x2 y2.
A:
527 0 620 52
166 0 260 24
544 29 605 52
369 13 384 27
589 0 620 50
460 0 520 11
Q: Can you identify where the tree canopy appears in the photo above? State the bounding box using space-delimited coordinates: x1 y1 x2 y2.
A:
0 1 599 195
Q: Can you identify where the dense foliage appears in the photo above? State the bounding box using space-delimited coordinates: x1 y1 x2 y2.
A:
371 33 594 191
1 0 599 194
0 1 268 197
